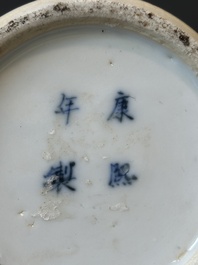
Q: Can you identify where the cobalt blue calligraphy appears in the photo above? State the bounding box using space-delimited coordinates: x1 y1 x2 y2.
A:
109 163 137 187
55 93 79 125
43 161 76 193
108 91 134 122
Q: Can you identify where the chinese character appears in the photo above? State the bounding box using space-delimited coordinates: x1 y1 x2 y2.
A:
109 163 137 187
43 161 76 193
108 91 134 122
55 93 79 125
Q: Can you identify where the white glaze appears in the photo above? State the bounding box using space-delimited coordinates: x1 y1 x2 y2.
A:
0 0 198 74
0 26 198 265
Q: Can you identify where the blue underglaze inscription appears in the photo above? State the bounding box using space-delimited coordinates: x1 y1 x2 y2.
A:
43 161 76 193
108 91 134 122
109 163 138 187
55 93 79 125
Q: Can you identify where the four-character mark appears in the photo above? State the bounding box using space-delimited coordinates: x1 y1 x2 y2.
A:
43 90 137 193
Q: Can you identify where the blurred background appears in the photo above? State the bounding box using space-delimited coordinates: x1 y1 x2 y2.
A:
1 0 197 32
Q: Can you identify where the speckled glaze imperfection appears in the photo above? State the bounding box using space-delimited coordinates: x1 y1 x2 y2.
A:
0 0 198 73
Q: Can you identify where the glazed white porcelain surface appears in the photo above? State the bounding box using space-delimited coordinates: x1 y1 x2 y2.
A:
0 1 198 265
